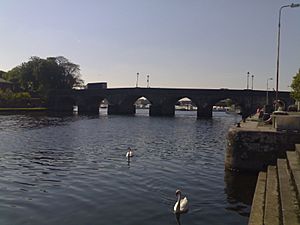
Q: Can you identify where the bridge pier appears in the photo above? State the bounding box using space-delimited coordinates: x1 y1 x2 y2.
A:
76 97 100 114
47 97 74 112
77 103 99 114
150 104 175 117
108 104 136 115
197 105 213 118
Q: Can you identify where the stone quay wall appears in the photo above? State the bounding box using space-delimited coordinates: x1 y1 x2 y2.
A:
225 120 300 172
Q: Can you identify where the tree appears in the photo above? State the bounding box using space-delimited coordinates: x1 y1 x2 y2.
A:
290 69 300 102
5 56 84 97
0 70 6 78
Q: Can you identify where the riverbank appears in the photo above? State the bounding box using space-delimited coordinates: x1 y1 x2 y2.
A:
0 107 47 112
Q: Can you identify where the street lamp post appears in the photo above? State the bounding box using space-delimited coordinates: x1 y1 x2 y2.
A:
275 3 300 104
266 78 273 105
251 74 254 90
246 72 250 89
136 72 139 88
147 74 150 88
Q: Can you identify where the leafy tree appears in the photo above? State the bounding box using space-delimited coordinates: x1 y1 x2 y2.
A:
291 69 300 102
0 70 6 78
5 56 84 97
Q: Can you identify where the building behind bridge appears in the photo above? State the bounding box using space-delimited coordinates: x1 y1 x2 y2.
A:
86 82 107 89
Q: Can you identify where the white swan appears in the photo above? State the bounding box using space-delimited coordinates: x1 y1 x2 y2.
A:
126 147 133 158
174 189 189 214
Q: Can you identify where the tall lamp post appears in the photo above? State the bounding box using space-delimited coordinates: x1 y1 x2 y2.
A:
147 74 150 88
275 3 300 104
251 74 254 90
246 72 250 89
266 78 273 105
136 72 139 88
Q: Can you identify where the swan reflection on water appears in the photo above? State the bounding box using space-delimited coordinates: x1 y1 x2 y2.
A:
175 213 182 225
175 207 189 225
127 156 131 167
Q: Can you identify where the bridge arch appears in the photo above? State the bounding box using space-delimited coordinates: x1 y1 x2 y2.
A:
99 98 109 115
135 96 152 115
148 95 198 117
107 94 154 115
76 96 109 114
175 97 197 112
209 97 250 119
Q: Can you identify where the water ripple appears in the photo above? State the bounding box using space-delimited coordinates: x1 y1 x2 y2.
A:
0 111 252 225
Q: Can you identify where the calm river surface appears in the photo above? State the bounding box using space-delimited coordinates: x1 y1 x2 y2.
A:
0 110 257 225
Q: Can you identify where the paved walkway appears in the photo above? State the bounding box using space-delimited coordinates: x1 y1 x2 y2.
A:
237 116 275 132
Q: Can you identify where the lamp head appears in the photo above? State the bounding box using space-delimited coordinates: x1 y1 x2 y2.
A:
291 3 300 8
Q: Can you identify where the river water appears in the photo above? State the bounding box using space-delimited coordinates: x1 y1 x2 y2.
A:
0 110 257 225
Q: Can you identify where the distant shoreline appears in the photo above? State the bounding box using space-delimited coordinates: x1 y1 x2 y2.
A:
0 107 47 112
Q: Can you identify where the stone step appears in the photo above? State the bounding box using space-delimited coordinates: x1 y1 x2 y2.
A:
277 158 300 225
287 151 300 203
248 171 266 225
264 166 280 225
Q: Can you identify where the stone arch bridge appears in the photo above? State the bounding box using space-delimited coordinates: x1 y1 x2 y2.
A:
47 88 293 118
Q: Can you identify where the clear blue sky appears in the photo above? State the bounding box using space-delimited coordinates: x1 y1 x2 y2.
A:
0 0 299 90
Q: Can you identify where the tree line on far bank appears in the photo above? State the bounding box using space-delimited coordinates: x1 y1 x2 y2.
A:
0 56 84 107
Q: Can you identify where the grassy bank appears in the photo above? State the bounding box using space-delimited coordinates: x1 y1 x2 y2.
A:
0 107 47 111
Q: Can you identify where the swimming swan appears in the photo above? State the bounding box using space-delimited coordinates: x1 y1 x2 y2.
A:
174 189 189 214
126 147 133 158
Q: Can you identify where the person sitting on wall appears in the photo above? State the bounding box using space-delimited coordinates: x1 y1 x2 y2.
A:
274 99 285 112
256 107 260 114
258 108 264 119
